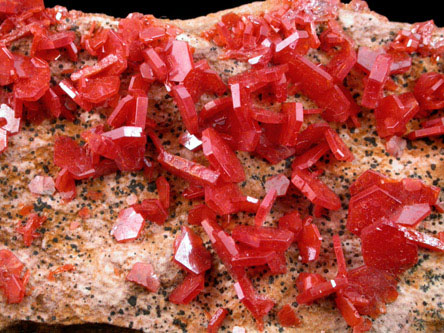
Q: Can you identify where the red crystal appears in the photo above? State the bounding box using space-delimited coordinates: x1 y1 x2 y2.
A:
71 54 120 81
183 184 205 200
361 54 392 109
391 203 431 227
13 55 50 102
407 125 444 140
277 304 301 327
102 126 146 171
292 141 330 170
274 30 310 62
293 122 330 155
232 225 293 252
169 273 205 305
0 249 27 304
110 207 145 243
139 27 166 42
204 183 241 215
165 40 194 82
158 150 220 186
254 189 277 226
264 174 290 197
249 108 285 124
374 92 419 138
207 308 228 333
279 102 304 146
79 75 120 104
413 72 444 111
201 218 243 279
324 128 354 161
233 275 275 330
200 97 232 121
335 294 363 327
347 185 403 235
278 211 303 241
0 46 15 86
126 262 160 292
16 213 46 247
297 223 322 263
133 199 168 225
333 235 347 277
171 85 199 135
188 204 217 225
58 79 92 111
173 226 212 275
291 168 341 210
286 56 351 122
142 48 167 81
231 195 260 213
202 127 245 183
107 95 135 128
54 136 95 179
342 265 398 318
361 220 418 274
398 225 444 252
296 276 348 304
156 176 170 209
55 168 76 202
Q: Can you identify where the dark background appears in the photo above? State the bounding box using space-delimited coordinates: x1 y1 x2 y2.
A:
43 0 443 26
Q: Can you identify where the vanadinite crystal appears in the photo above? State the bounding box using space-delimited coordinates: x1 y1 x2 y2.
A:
173 226 212 275
126 262 160 292
2 0 444 329
110 207 145 243
0 249 28 304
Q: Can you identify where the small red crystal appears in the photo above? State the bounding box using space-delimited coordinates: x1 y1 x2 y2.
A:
169 273 205 305
207 308 228 333
126 262 160 292
277 304 301 327
110 207 145 243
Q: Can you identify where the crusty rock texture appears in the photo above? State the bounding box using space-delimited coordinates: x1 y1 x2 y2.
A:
1 0 443 332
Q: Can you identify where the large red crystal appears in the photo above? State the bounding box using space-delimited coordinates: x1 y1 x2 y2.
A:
360 220 418 274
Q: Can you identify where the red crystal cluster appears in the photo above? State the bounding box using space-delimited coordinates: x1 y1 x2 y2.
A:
1 0 444 332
